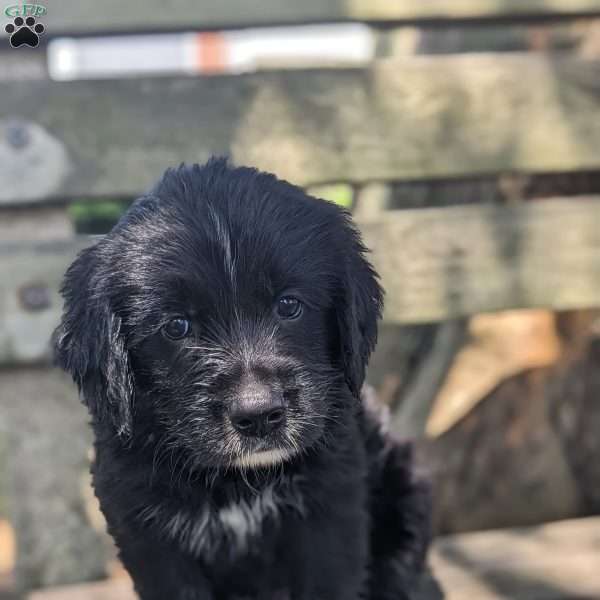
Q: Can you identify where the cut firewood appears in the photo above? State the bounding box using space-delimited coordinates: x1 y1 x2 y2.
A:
426 310 561 437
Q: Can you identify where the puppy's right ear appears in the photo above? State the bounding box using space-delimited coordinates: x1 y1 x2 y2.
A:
336 212 384 399
53 245 134 439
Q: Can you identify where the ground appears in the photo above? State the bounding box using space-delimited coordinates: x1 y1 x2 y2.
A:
14 517 600 600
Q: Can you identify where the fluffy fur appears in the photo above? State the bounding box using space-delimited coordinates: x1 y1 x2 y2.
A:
54 159 431 600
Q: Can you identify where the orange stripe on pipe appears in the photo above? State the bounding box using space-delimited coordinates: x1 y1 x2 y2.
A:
195 32 227 74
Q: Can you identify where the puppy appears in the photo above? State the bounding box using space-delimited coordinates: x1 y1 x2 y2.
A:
54 159 431 600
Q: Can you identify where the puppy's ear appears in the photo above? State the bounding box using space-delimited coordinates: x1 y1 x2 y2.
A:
337 213 384 398
53 246 134 438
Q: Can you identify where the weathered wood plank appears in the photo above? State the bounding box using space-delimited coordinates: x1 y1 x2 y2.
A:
4 54 600 205
1 197 600 365
34 0 600 35
0 238 90 364
363 197 600 323
0 207 73 241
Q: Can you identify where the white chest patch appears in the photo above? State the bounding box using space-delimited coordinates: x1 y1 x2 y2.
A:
217 484 279 552
140 483 284 559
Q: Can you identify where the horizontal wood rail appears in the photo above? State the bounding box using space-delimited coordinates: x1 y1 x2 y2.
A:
3 54 600 206
361 197 600 323
2 196 599 365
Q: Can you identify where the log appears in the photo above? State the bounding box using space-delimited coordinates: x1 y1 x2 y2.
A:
416 364 583 534
4 55 600 203
413 310 600 535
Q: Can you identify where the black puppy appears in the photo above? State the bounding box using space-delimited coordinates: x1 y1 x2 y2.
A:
54 159 431 600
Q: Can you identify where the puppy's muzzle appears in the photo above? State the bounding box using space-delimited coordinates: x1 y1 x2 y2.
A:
229 379 286 438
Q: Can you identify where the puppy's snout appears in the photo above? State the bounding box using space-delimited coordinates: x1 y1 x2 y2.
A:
229 380 286 438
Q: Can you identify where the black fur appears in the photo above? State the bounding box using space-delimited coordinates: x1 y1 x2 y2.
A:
54 159 431 600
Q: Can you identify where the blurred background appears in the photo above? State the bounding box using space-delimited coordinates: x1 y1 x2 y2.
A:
1 1 600 599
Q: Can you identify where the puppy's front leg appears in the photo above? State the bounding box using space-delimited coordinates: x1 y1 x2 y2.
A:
367 440 432 600
286 513 369 600
118 537 215 600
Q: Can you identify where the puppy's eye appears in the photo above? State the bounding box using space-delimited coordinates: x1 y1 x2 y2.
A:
162 318 191 340
276 296 302 320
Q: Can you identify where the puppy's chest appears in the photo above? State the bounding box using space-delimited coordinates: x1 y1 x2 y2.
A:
212 486 280 555
145 482 303 561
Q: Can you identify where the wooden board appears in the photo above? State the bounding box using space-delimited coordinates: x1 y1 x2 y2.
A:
0 238 89 365
361 196 600 323
32 0 600 35
2 197 600 365
27 517 600 600
4 54 600 205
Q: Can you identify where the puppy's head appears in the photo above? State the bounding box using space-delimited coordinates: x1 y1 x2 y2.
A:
54 160 382 470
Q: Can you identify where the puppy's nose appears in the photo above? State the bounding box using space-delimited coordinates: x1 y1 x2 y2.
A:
229 383 286 438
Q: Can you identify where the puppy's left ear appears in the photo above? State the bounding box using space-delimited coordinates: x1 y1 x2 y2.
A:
53 245 134 439
336 213 384 397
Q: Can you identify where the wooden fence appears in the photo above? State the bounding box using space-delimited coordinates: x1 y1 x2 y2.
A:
2 0 600 593
4 52 600 362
